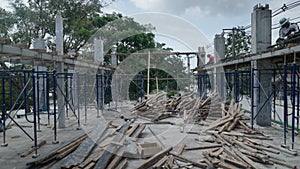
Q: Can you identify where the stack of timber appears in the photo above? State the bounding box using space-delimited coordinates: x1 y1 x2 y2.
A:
184 100 298 169
132 92 220 122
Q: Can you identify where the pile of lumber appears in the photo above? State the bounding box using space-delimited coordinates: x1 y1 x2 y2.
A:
132 92 220 122
27 119 148 169
183 100 298 169
195 132 298 169
26 134 88 168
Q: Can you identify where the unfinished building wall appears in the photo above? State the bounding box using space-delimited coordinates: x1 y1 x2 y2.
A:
214 34 226 100
251 4 272 126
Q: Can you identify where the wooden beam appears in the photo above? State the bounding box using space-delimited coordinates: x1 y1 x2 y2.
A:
137 147 172 169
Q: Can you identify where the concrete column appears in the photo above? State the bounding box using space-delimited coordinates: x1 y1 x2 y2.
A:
197 46 205 68
33 38 47 111
214 34 227 99
251 4 272 126
94 38 104 64
111 45 117 67
56 12 65 128
251 4 271 53
55 12 64 55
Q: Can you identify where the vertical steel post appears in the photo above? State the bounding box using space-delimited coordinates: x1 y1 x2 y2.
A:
32 69 39 157
100 74 104 114
46 72 50 125
96 74 100 118
1 71 7 147
37 72 41 132
52 71 58 144
283 65 288 146
273 70 276 121
251 68 255 129
84 74 87 124
291 64 296 149
65 74 69 119
76 73 81 130
140 74 144 102
297 67 300 131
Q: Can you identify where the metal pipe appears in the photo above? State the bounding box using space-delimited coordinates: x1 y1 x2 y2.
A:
53 70 58 143
297 66 300 131
283 65 288 146
1 71 7 147
291 64 296 149
96 74 100 118
251 68 255 129
84 74 87 124
76 73 81 130
46 72 50 125
101 74 104 114
273 70 276 121
32 69 39 157
65 74 69 119
37 72 41 131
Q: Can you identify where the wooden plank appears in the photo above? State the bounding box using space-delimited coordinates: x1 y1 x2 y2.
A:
20 140 47 157
265 143 298 156
94 120 132 169
169 152 207 168
218 162 240 169
175 144 186 155
137 147 172 169
204 116 234 131
114 158 128 169
185 144 222 151
58 124 109 169
152 155 169 169
106 151 124 169
232 147 266 169
268 157 297 168
26 133 87 167
219 155 249 168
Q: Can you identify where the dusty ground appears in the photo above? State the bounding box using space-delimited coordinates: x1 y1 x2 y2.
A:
0 102 299 169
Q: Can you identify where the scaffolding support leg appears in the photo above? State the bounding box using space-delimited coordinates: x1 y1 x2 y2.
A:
32 69 39 158
76 73 81 130
52 71 59 144
96 74 100 118
283 65 288 147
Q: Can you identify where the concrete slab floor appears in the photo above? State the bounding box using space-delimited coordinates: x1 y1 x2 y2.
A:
0 104 299 169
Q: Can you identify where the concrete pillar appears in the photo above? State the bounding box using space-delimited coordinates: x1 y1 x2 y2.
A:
56 12 64 55
251 60 272 126
214 34 225 62
251 4 272 126
214 34 227 100
33 38 47 111
94 38 104 64
111 45 117 67
56 62 65 128
251 4 271 53
197 46 205 68
56 12 65 128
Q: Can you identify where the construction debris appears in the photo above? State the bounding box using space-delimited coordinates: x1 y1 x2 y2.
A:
132 92 220 122
24 94 299 169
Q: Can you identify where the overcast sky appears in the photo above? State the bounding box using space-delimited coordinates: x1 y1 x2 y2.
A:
103 0 300 51
1 0 300 65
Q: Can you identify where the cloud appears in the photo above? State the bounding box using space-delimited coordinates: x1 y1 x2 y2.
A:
130 0 254 18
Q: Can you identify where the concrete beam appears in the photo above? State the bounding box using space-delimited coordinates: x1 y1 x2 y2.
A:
0 44 111 70
204 45 300 70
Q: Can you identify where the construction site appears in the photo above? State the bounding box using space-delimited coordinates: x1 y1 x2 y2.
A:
0 1 300 169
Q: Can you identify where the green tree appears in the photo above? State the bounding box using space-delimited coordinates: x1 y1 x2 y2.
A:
0 8 16 39
225 28 251 58
7 0 113 51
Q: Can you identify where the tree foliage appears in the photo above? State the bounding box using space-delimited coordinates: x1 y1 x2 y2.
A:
225 28 251 58
3 0 113 52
